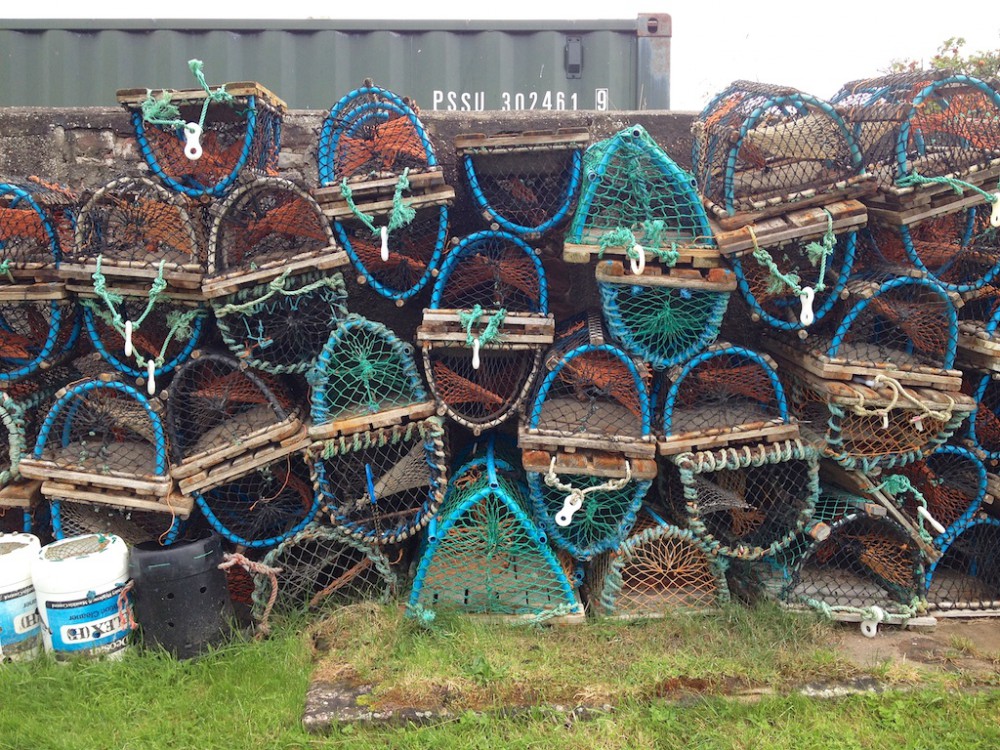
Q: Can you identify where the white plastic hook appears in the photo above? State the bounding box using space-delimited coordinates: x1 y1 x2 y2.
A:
146 360 156 396
183 122 203 161
881 412 890 430
555 493 584 527
799 286 816 327
471 337 481 370
917 505 947 536
379 226 390 262
991 194 1000 228
860 606 885 639
123 320 133 358
911 414 925 432
629 245 646 276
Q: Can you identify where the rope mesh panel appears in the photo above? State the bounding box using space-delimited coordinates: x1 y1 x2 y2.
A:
313 417 447 545
74 176 204 272
196 452 318 547
131 94 282 196
567 124 711 248
927 520 1000 610
833 71 1000 184
213 270 348 374
694 81 859 213
435 232 544 312
211 178 331 276
253 523 397 620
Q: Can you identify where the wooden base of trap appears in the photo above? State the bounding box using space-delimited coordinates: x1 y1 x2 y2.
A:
958 322 1000 373
315 169 454 220
0 479 43 510
0 282 68 302
710 199 868 257
781 603 936 629
703 175 876 231
202 246 349 299
762 333 963 391
454 127 590 155
929 605 1000 618
864 160 1000 226
417 309 555 347
657 419 800 456
563 240 722 269
18 457 173 498
594 259 736 290
116 81 286 111
42 480 193 518
522 447 657 480
518 427 657 461
307 400 437 441
173 417 309 496
404 602 586 626
68 279 206 304
3 265 61 285
59 261 205 295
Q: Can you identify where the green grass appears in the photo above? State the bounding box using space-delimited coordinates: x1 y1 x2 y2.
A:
2 605 1000 749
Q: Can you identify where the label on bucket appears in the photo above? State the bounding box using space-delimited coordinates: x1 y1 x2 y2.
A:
0 585 41 656
45 584 131 656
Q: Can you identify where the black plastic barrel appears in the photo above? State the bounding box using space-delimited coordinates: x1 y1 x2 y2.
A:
129 531 234 658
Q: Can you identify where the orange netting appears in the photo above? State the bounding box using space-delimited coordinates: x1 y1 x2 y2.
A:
145 128 271 185
557 351 645 421
865 294 949 359
677 362 776 406
913 91 1000 151
431 361 510 407
442 249 541 310
337 117 428 178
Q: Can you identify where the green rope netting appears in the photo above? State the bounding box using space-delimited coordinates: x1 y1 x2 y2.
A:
896 171 1000 204
458 304 507 347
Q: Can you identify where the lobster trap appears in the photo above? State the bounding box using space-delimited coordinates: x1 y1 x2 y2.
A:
50 496 183 546
213 269 349 374
307 315 435 440
408 438 585 623
832 71 1000 211
587 508 729 618
418 230 555 433
204 176 348 299
0 295 80 386
596 259 735 369
926 516 1000 615
692 81 870 227
957 293 1000 373
254 522 398 620
563 124 720 270
166 352 308 496
763 275 963 390
19 379 193 523
193 451 319 548
656 343 798 456
316 82 454 302
522 448 656 561
890 445 988 538
117 69 285 198
964 369 1000 461
657 440 820 560
310 416 447 546
866 206 1000 294
519 314 655 460
67 176 207 294
0 177 76 283
80 293 208 387
455 127 588 238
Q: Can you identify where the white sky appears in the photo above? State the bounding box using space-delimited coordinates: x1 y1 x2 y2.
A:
8 1 1000 110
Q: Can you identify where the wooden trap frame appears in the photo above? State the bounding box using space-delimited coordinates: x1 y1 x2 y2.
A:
50 494 185 546
563 124 721 270
655 342 799 456
455 127 588 239
0 177 77 284
166 351 309 497
118 77 285 198
203 176 349 299
692 80 872 230
418 229 556 433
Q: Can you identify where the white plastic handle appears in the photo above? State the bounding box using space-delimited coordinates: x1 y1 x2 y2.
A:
799 286 816 327
555 494 584 527
379 226 390 262
911 415 924 432
991 194 1000 228
183 122 203 161
629 245 646 276
471 337 481 370
123 320 133 358
917 505 947 536
860 605 885 639
881 412 890 430
147 360 157 396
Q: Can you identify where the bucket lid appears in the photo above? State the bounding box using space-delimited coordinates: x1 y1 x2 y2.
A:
0 533 40 587
32 534 129 594
129 530 224 583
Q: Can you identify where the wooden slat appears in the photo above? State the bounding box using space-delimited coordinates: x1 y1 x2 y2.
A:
42 480 194 517
170 416 304 479
306 401 437 441
176 432 310 496
321 186 455 221
454 127 590 154
517 428 657 460
416 310 555 346
116 82 286 111
521 448 657 480
18 458 173 497
0 480 43 510
0 282 68 302
563 241 723 269
313 169 446 207
657 419 800 456
594 259 736 290
201 248 349 299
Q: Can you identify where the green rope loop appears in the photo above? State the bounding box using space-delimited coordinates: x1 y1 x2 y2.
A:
140 59 235 131
458 304 507 348
212 269 345 317
597 219 680 267
339 168 415 237
897 171 999 204
871 474 935 545
0 259 14 284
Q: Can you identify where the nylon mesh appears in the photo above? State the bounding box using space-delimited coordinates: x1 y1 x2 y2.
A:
928 521 1000 610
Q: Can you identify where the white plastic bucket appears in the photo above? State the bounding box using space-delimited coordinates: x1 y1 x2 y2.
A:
31 534 133 660
0 533 42 661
